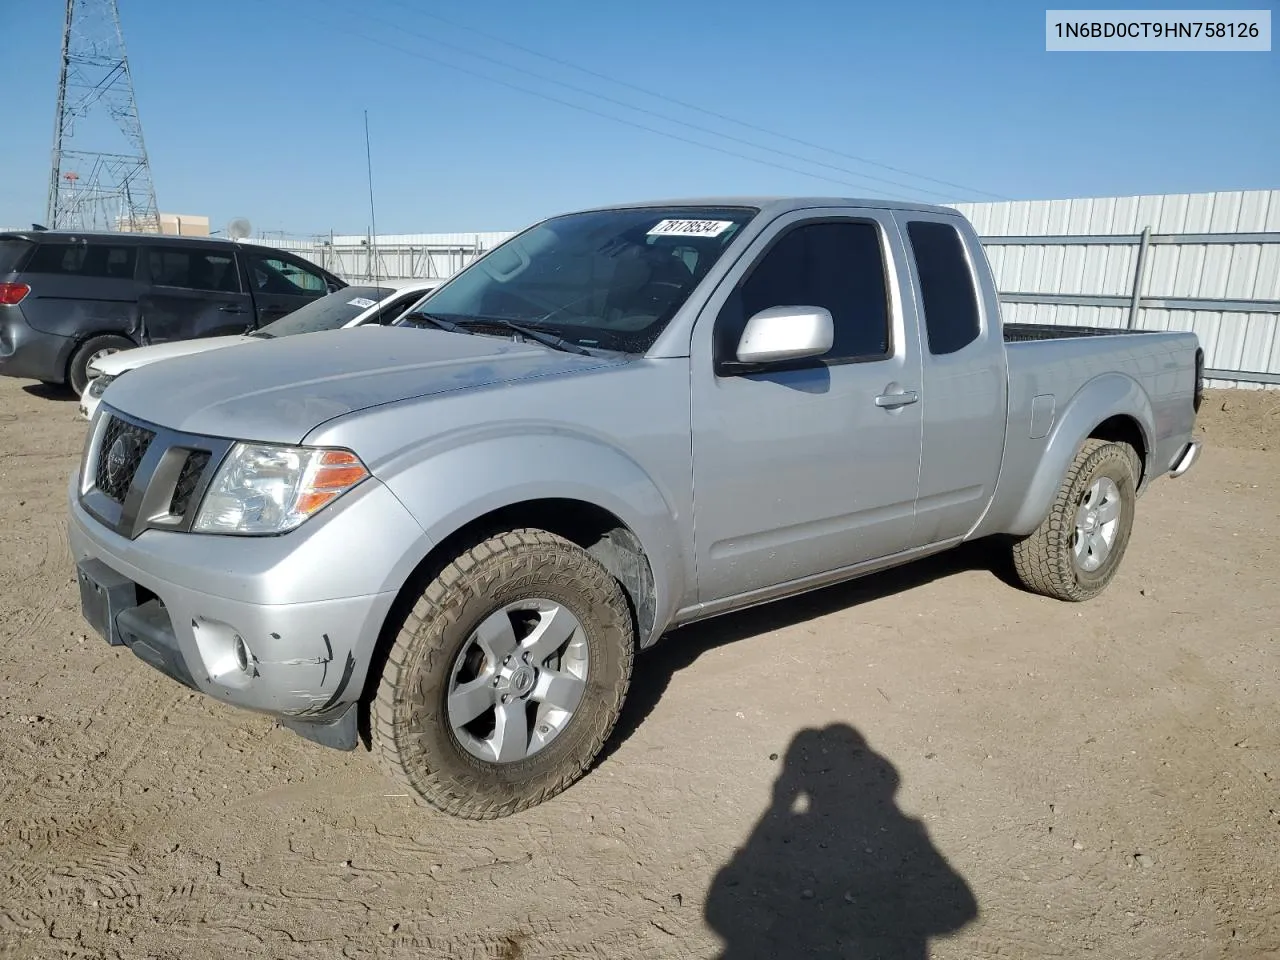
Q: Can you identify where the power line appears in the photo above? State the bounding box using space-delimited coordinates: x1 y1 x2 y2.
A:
349 0 967 202
375 0 1010 201
296 5 923 200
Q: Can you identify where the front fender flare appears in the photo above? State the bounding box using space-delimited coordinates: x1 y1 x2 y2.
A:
377 430 688 643
1006 372 1154 536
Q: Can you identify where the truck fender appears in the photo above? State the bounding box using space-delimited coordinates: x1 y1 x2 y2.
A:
377 429 688 644
1005 372 1154 537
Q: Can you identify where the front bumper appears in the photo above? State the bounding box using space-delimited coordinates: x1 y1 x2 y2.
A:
67 469 428 749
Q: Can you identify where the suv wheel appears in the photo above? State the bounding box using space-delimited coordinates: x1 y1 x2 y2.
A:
372 529 635 819
68 335 132 396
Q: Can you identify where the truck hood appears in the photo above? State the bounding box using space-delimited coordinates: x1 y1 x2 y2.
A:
101 326 625 443
92 334 255 376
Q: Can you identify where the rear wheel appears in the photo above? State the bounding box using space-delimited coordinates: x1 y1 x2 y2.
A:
1011 439 1137 602
68 334 132 396
372 529 635 819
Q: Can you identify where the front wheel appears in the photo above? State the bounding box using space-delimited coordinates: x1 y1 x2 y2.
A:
371 529 635 819
1011 439 1138 602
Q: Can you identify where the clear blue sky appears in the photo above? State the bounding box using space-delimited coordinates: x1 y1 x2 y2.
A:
1 0 1276 235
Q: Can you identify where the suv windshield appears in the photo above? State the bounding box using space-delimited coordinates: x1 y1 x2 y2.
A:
253 285 395 337
417 205 758 353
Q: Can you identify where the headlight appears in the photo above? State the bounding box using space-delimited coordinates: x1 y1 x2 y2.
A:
86 374 116 398
192 443 370 535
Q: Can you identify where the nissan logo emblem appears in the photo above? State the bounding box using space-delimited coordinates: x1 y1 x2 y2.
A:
105 434 138 487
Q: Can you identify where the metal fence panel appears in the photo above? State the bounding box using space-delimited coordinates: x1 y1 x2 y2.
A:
953 191 1280 388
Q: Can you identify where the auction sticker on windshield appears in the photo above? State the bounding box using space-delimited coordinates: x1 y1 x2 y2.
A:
647 219 735 237
347 297 378 308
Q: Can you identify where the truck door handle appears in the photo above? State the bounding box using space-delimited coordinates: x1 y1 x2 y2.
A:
219 304 246 314
874 390 919 408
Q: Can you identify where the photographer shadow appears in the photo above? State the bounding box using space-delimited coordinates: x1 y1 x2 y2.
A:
705 723 977 959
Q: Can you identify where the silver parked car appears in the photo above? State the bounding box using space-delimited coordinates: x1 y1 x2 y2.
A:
68 197 1203 819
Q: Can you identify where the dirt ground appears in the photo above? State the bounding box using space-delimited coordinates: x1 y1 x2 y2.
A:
1 379 1277 960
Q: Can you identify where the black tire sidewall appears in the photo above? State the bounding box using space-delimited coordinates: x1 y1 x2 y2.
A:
393 538 632 810
1061 445 1136 595
69 335 131 395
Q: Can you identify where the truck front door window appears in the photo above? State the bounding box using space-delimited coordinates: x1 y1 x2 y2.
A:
717 221 891 367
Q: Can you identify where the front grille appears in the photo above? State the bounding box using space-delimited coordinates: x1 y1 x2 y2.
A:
94 415 155 503
168 450 211 517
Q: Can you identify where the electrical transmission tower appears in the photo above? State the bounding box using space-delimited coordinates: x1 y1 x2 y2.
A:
46 0 160 233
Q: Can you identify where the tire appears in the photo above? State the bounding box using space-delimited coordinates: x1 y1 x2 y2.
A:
1011 439 1138 602
372 529 635 819
68 334 132 396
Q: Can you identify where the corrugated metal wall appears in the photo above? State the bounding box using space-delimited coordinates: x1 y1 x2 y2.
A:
951 190 1280 389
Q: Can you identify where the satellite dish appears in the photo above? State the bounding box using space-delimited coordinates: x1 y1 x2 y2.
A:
226 217 252 240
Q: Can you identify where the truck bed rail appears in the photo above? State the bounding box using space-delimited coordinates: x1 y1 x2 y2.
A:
1003 323 1151 343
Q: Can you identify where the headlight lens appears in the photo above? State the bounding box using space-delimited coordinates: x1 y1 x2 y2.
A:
86 374 116 398
192 443 369 535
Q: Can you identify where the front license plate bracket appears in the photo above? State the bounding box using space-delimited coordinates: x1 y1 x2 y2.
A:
76 558 138 647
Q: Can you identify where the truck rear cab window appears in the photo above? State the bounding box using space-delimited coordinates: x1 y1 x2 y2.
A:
148 248 241 293
719 220 891 364
24 242 137 280
906 220 981 355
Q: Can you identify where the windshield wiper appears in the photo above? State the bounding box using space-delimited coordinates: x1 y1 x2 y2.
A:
400 311 467 334
401 310 596 356
454 316 595 356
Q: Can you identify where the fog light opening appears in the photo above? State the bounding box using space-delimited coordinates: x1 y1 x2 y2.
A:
234 635 251 673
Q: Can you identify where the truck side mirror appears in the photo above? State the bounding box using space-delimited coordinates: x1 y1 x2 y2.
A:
735 305 834 365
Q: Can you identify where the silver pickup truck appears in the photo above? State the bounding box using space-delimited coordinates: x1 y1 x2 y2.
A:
68 197 1204 819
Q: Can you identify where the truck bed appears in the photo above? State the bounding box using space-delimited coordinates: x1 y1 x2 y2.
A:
977 323 1202 542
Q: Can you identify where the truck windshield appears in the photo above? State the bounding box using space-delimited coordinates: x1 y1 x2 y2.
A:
251 285 396 338
417 205 758 353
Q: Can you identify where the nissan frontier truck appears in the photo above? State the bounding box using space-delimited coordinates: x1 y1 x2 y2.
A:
68 197 1204 819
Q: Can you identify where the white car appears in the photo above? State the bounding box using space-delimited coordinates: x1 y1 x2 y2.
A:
79 279 441 420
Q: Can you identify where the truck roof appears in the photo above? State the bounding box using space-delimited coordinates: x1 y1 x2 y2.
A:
568 196 963 218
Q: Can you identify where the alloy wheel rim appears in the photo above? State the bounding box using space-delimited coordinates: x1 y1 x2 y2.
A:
1072 476 1122 573
446 599 589 763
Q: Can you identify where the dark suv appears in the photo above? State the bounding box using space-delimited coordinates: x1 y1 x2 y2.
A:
0 231 346 394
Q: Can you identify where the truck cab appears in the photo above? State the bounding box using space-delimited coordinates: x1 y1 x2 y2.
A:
680 205 1012 604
